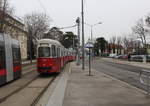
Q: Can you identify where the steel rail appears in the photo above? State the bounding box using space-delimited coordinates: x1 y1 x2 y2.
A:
0 74 38 103
30 75 57 106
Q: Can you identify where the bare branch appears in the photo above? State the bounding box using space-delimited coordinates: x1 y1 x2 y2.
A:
109 36 116 53
132 18 146 46
24 12 50 40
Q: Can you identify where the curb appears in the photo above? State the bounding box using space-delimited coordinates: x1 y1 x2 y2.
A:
36 63 72 106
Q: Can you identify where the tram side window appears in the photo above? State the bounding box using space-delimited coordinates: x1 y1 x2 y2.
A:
57 48 60 57
12 46 21 61
61 51 63 57
52 45 56 57
60 49 62 57
38 47 51 57
64 51 66 56
0 45 5 69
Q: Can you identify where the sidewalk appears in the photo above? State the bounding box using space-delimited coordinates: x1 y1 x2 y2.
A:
62 62 150 106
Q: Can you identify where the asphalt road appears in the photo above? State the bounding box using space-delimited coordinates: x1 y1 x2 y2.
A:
91 59 148 92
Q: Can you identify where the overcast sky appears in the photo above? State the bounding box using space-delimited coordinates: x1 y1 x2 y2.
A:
10 0 150 41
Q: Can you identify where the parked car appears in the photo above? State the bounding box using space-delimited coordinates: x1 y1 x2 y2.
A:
114 55 123 59
109 54 117 58
146 55 150 62
122 54 128 59
130 55 144 62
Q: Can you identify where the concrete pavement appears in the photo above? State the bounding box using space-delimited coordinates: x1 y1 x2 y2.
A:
62 62 150 106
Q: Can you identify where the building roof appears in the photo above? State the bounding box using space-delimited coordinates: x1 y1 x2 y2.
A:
0 10 24 26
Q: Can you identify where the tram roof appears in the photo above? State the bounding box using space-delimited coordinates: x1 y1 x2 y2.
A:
38 39 64 47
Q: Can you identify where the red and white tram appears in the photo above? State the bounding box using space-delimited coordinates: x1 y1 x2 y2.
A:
0 34 22 86
37 39 64 74
37 39 75 74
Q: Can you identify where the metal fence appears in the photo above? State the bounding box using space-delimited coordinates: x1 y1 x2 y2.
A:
139 69 150 95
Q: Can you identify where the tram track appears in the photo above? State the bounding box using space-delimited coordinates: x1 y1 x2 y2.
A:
31 63 71 106
22 64 36 75
0 72 61 106
0 64 37 104
22 68 36 76
0 62 70 106
31 75 57 106
0 75 39 103
22 64 36 71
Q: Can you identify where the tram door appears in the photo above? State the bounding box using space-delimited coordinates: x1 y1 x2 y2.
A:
12 41 21 79
4 35 14 82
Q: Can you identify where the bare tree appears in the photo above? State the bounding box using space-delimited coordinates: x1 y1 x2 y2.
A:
110 36 116 53
132 18 146 48
0 0 14 32
116 36 122 54
122 36 130 54
122 34 137 54
24 12 50 61
133 40 142 55
24 12 50 40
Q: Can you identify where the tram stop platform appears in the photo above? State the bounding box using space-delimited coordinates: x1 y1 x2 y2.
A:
43 62 150 106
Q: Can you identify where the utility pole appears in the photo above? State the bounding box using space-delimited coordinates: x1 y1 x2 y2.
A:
91 26 93 41
76 17 80 65
81 0 85 70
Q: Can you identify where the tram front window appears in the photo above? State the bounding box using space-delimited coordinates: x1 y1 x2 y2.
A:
38 47 51 57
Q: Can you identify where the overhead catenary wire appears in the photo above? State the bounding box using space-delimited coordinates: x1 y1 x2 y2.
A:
37 0 47 13
36 0 53 21
58 25 77 29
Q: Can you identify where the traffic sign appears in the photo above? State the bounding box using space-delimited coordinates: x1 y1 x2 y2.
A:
85 42 94 48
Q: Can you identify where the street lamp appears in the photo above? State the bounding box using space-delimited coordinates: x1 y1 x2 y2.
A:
84 22 102 42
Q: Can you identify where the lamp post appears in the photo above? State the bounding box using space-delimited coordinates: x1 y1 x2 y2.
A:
84 22 102 42
84 22 102 58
